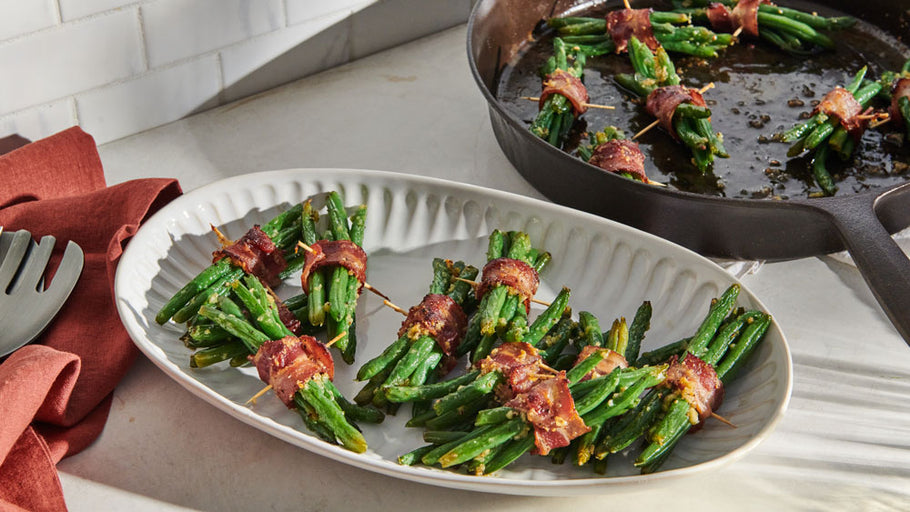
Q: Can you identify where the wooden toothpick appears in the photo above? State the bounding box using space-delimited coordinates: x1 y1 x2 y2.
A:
295 241 405 316
325 331 347 348
246 384 273 405
711 412 738 428
634 82 717 140
539 363 561 375
633 119 660 140
521 96 616 110
454 277 552 307
210 224 233 248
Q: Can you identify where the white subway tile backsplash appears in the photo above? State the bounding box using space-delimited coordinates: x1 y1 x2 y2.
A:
350 0 471 60
0 10 144 114
142 0 283 67
58 0 136 22
285 0 372 26
0 0 58 42
220 12 351 103
76 56 221 144
0 99 76 142
0 0 471 144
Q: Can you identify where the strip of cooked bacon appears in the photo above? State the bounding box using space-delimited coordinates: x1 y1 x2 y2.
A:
477 341 545 402
212 225 287 287
276 299 303 335
814 86 868 140
663 353 724 428
890 78 910 124
645 85 709 138
398 293 468 356
539 69 589 117
505 373 590 456
705 0 768 38
299 239 367 294
587 139 648 182
573 345 629 382
249 335 335 408
476 258 540 314
705 2 736 33
605 8 660 53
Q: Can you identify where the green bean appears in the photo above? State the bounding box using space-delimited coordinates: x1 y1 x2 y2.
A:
420 424 496 466
424 396 492 431
398 445 436 466
350 205 367 246
636 338 688 366
197 304 270 353
759 4 855 30
409 348 443 387
478 286 509 336
475 406 516 426
812 143 837 197
598 388 666 456
566 349 606 385
424 430 470 445
357 334 409 381
605 318 629 358
384 370 481 403
625 301 651 362
582 372 661 426
171 268 243 324
448 264 479 306
433 371 503 416
456 313 483 358
703 310 766 366
686 284 740 357
675 116 709 150
183 324 232 347
325 379 384 424
384 336 436 388
757 12 834 49
484 434 536 474
299 377 367 453
524 287 570 347
438 417 528 468
577 311 604 349
189 339 249 368
716 313 772 383
574 369 622 416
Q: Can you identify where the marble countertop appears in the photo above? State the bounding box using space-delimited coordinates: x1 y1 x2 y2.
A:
60 25 910 511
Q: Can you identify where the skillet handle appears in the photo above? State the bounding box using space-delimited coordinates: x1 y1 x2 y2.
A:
815 192 910 347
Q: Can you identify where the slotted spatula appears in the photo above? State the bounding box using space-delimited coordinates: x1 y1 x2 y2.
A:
0 228 84 357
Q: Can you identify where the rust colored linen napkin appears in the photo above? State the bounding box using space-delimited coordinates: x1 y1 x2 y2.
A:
0 127 182 511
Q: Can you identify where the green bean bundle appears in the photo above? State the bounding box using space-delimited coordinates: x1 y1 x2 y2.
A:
194 277 382 453
616 36 728 173
877 59 910 139
530 38 591 149
155 202 305 325
299 192 368 364
779 67 882 196
588 284 772 474
354 258 479 413
672 0 854 54
548 10 734 58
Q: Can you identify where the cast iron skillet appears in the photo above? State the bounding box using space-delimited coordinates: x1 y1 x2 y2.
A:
468 0 910 345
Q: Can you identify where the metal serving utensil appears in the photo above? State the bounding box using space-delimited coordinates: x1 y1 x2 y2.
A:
0 228 84 357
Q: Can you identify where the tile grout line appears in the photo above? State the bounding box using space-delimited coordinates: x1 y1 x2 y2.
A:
136 5 150 71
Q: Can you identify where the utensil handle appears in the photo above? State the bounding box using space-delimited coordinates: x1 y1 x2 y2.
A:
818 194 910 347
